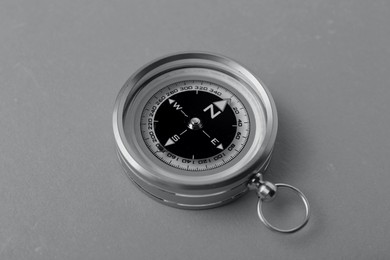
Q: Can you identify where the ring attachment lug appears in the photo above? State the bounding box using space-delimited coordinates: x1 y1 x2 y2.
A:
249 173 310 233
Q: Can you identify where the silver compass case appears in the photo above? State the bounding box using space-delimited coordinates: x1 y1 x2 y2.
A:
113 52 278 209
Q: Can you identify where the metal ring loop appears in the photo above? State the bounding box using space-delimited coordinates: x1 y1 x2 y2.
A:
257 183 310 233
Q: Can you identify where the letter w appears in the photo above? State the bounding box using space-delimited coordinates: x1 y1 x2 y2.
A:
172 102 182 110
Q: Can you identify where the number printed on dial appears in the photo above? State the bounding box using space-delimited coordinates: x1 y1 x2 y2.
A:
141 80 250 171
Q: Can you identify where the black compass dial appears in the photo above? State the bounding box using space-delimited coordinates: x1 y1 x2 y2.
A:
154 90 236 159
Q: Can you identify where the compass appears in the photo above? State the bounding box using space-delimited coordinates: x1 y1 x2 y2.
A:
113 52 310 233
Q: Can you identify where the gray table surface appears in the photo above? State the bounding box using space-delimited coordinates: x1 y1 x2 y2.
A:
1 1 390 259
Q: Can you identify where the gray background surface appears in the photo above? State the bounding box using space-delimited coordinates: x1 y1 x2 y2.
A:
1 1 390 259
